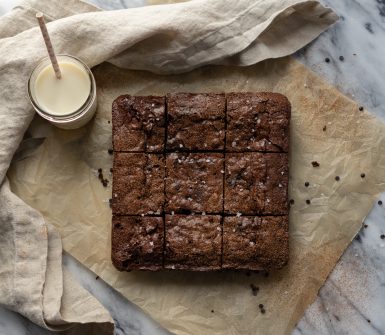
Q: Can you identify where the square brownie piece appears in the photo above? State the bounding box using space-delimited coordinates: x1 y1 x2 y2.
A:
166 93 225 151
165 214 222 270
226 92 290 152
111 216 164 271
165 153 224 213
224 153 265 215
222 216 288 270
265 153 289 214
112 153 165 215
112 95 165 152
224 153 288 215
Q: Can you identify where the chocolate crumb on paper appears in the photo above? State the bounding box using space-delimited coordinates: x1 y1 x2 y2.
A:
306 199 311 205
311 161 320 167
250 284 259 296
335 176 340 181
378 200 382 206
322 125 327 131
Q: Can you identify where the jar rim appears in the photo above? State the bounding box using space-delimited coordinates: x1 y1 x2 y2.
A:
27 54 96 124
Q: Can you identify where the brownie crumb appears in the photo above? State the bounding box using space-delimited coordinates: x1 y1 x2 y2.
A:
98 168 102 173
359 106 364 111
102 179 109 187
339 55 344 61
363 223 368 228
367 319 371 323
250 284 259 296
335 176 340 181
258 304 264 309
378 200 383 205
360 173 365 178
95 276 99 280
306 199 311 205
305 182 309 187
311 161 320 167
211 310 214 313
108 149 113 155
381 234 385 239
110 168 113 173
322 125 327 132
108 120 111 124
325 57 330 63
260 308 266 314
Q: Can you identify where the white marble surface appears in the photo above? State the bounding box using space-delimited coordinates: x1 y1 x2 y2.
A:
1 0 385 334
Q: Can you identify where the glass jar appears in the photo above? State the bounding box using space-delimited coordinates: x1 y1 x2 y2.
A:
28 54 97 130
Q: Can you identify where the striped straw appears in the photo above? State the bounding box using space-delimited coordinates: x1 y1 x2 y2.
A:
36 12 62 79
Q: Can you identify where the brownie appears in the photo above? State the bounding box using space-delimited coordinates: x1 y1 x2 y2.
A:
112 95 165 152
111 216 164 271
111 92 291 272
222 216 288 270
165 215 222 270
226 92 290 152
165 153 224 213
166 93 225 151
224 153 288 215
112 153 164 215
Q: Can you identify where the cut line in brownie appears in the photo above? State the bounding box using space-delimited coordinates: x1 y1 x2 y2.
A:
222 215 288 270
112 153 165 215
224 153 288 215
166 93 225 151
165 153 224 213
165 214 222 270
112 95 165 152
226 92 290 153
111 216 164 271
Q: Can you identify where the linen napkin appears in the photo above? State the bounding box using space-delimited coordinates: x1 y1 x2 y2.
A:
0 0 337 332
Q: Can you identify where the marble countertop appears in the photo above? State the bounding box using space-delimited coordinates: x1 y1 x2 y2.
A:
1 0 385 334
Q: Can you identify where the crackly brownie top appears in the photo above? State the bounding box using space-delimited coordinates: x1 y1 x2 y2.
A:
226 92 290 152
111 216 164 271
165 214 222 270
112 95 165 152
112 152 165 215
222 216 289 270
165 153 224 213
167 93 225 151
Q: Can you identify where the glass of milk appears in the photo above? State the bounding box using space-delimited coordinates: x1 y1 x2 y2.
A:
28 55 97 129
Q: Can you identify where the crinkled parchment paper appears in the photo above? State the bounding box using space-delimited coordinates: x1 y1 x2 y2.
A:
8 57 385 335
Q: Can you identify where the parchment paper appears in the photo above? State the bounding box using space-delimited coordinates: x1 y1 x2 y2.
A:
8 57 385 335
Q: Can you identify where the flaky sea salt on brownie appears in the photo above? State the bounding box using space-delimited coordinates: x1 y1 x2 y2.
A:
112 95 165 152
111 216 164 271
166 93 225 151
164 215 222 270
226 92 290 152
112 153 164 215
165 153 223 213
222 216 288 270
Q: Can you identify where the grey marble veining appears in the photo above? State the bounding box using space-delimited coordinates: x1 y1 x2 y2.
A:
1 0 385 334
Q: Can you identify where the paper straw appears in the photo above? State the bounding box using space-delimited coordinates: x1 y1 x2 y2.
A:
36 12 61 79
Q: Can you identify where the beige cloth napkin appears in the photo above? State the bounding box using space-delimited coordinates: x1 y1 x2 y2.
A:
0 0 337 332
